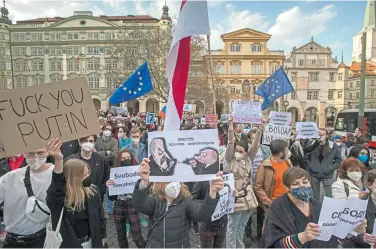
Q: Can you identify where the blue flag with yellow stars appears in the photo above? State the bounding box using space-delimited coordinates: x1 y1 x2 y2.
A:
256 67 294 110
109 62 153 105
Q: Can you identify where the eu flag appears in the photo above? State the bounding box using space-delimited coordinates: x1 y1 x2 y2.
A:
109 62 153 105
256 67 294 110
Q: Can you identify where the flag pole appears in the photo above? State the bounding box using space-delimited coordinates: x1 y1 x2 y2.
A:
207 35 217 116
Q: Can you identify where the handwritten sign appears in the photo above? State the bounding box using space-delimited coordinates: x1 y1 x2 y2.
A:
296 122 319 139
146 112 155 125
269 111 291 126
232 100 262 124
317 197 367 241
205 114 218 125
0 77 100 157
212 173 235 221
109 166 140 196
262 124 291 145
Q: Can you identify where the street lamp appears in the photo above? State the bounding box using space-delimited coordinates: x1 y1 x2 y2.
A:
283 100 289 112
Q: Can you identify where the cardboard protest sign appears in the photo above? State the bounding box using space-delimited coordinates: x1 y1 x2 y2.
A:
205 114 218 125
111 106 128 116
262 124 291 145
296 122 319 139
148 129 219 182
232 100 262 124
146 112 155 125
317 197 367 241
108 166 140 196
269 111 291 126
0 139 5 158
212 173 235 221
0 77 100 157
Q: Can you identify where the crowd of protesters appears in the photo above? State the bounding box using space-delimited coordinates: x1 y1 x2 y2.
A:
0 107 375 248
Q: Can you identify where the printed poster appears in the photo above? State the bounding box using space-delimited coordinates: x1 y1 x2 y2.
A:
111 106 128 116
296 122 319 139
183 104 196 112
232 100 262 124
108 166 140 196
269 111 291 126
148 129 219 182
146 112 155 125
262 123 291 145
212 173 235 221
205 114 218 125
220 114 230 123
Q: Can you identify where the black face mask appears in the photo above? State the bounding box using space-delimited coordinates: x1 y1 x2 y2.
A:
121 159 132 166
82 177 92 188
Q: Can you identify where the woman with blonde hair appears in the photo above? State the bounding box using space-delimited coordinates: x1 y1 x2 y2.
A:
46 138 107 248
132 158 224 248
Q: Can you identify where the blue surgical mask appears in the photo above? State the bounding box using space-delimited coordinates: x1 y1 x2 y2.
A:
291 186 313 203
358 155 369 164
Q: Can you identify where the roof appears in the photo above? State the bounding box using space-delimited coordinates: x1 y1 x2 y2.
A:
349 61 376 72
338 62 349 68
348 71 376 79
16 15 159 24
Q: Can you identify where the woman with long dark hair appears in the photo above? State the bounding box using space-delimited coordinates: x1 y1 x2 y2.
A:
348 145 372 170
106 149 146 248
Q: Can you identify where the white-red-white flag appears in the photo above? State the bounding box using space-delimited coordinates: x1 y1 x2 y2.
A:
163 0 210 131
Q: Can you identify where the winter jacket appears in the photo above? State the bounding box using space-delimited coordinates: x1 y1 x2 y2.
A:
46 172 106 248
95 136 118 166
131 179 219 248
0 157 27 178
61 140 80 159
306 140 342 179
332 178 362 200
289 140 320 170
254 158 292 211
224 127 261 212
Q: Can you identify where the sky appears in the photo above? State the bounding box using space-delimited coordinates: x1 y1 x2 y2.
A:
5 0 367 64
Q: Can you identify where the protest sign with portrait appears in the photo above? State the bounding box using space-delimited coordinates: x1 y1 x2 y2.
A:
146 112 155 125
212 173 235 221
148 129 219 182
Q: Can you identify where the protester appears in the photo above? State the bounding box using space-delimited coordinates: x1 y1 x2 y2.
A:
305 128 342 200
261 167 367 248
0 139 59 248
118 127 132 149
354 127 366 145
132 158 223 248
123 128 147 164
224 117 260 248
234 123 248 144
65 135 110 203
332 158 367 200
95 123 119 166
46 139 107 248
106 149 146 248
60 140 80 159
289 131 320 170
348 145 372 170
331 135 347 160
0 154 27 178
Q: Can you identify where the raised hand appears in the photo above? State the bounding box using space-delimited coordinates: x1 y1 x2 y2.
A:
209 171 225 199
299 222 321 244
138 158 151 185
106 179 115 188
47 138 63 160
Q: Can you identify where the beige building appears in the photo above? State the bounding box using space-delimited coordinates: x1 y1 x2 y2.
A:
0 4 172 114
209 28 285 116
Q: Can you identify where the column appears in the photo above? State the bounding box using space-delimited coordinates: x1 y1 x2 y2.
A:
44 51 50 83
62 54 67 80
319 102 326 127
99 53 105 88
139 98 147 113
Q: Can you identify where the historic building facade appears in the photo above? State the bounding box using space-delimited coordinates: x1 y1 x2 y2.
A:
0 4 172 113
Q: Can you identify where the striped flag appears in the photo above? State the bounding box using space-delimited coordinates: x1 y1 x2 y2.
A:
163 0 210 131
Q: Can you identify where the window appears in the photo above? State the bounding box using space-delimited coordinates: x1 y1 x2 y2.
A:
67 60 79 71
31 33 43 41
32 60 44 71
230 64 241 74
31 47 44 56
13 47 26 56
214 64 224 74
50 33 61 40
106 76 116 89
106 60 118 70
356 91 360 99
68 73 78 79
308 72 319 81
372 90 376 98
251 64 263 74
350 82 353 88
270 64 279 74
67 33 79 40
307 90 319 100
291 91 297 100
0 77 7 89
67 47 79 55
371 80 375 86
298 59 304 66
291 72 297 82
87 32 99 40
307 59 316 66
87 60 100 70
49 48 62 55
50 60 62 71
32 75 44 85
230 44 241 52
328 90 334 100
88 74 100 89
251 44 262 52
50 74 61 82
87 46 101 55
338 73 343 81
337 90 343 98
329 72 335 82
0 33 4 40
349 92 353 100
230 85 241 94
356 81 360 87
15 77 27 88
105 33 117 40
13 33 25 41
14 60 28 72
0 47 5 55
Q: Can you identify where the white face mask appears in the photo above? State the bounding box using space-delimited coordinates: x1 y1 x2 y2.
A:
118 132 124 138
132 138 140 144
235 152 244 161
103 130 112 137
26 158 47 171
165 182 181 199
347 171 362 182
81 142 94 152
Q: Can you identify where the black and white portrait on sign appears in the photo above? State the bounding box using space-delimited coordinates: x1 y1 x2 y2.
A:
211 173 235 221
148 137 177 177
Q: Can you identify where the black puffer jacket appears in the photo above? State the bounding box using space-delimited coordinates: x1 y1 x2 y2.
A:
132 180 219 248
